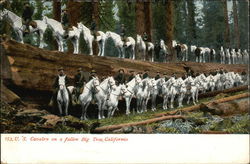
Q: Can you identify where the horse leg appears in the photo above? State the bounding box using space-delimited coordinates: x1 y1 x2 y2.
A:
39 31 44 48
125 97 131 115
170 95 174 109
101 40 105 56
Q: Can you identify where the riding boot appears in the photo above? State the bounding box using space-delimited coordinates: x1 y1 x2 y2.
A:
48 97 54 107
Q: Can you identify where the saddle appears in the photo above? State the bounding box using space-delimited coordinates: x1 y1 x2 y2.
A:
29 21 37 28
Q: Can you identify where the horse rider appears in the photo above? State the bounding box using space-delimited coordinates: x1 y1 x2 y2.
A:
138 72 143 78
120 24 126 45
127 70 135 82
0 0 9 11
187 69 194 77
74 67 86 99
89 69 98 81
163 73 169 81
90 15 97 39
49 67 70 106
115 69 126 85
143 69 149 79
62 8 70 38
172 73 177 79
142 32 148 50
22 2 34 35
155 71 161 80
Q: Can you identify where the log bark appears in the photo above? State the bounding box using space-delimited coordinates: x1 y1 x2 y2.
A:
93 115 185 133
0 40 247 92
155 92 249 117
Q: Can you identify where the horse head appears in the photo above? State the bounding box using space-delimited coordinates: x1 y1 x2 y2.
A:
0 9 8 20
136 34 141 44
108 76 116 88
172 40 177 48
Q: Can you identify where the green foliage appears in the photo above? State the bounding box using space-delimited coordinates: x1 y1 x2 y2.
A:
238 0 248 50
33 0 44 20
152 3 166 42
117 1 136 37
201 0 225 49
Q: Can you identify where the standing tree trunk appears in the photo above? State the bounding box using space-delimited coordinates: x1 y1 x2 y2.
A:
232 0 240 49
53 0 61 50
222 0 230 48
92 0 99 56
165 0 175 61
135 0 145 60
186 0 197 45
144 1 152 61
67 0 83 53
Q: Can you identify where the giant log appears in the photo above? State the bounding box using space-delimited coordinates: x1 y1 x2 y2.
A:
0 39 248 92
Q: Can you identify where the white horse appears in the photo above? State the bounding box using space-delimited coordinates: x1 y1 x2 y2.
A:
173 40 188 61
136 35 146 61
225 49 231 64
94 76 115 119
135 78 152 113
105 31 124 58
79 78 99 120
242 50 249 64
185 77 199 105
150 78 162 111
236 49 242 64
160 39 168 62
0 8 47 48
77 22 94 55
162 79 171 110
104 84 125 118
191 45 203 63
121 74 142 115
124 36 136 60
95 31 107 56
43 16 81 54
220 46 225 64
57 75 70 116
231 49 237 64
210 48 216 63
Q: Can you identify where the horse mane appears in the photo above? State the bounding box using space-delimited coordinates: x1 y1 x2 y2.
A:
3 9 21 21
79 22 91 34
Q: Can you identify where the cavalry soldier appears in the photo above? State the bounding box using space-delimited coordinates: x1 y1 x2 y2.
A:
142 32 148 52
120 24 126 42
115 69 126 85
127 70 135 82
90 15 97 39
22 2 34 34
138 72 143 78
62 9 70 38
187 69 194 77
155 71 161 80
172 73 177 79
163 73 169 81
74 67 86 98
143 69 149 79
49 67 70 106
89 69 97 81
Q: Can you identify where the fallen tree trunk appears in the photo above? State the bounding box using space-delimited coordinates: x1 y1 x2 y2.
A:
155 92 249 117
0 39 247 92
198 85 248 98
93 115 185 133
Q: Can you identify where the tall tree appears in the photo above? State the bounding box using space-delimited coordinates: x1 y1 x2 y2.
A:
221 0 230 48
52 0 61 50
144 1 152 42
135 0 145 59
238 0 248 50
186 0 197 45
165 0 175 61
232 0 240 49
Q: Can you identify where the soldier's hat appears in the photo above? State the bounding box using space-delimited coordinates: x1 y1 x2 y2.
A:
91 69 96 73
58 67 64 71
24 2 30 6
129 70 135 73
118 69 124 72
144 69 149 71
163 73 167 75
156 71 160 73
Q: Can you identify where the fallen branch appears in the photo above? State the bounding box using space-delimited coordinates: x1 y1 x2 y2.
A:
92 115 185 133
198 85 248 98
154 92 249 117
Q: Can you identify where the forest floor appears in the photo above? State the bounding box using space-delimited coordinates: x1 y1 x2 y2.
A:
1 89 249 134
